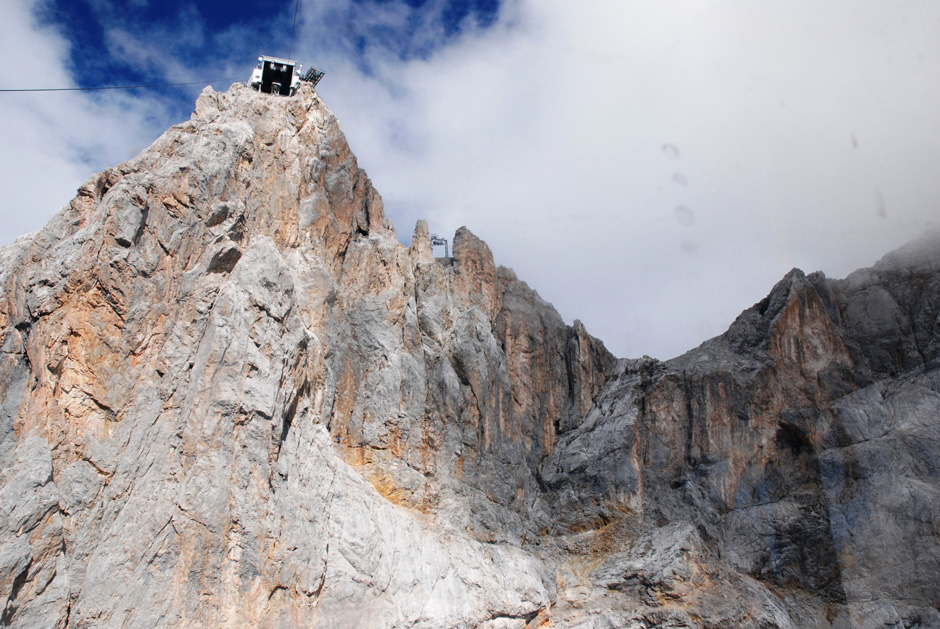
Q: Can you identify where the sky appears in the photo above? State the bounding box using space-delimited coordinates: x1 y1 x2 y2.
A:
1 0 939 360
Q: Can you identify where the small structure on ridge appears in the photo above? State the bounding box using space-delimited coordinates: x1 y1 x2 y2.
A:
430 234 450 258
249 56 325 96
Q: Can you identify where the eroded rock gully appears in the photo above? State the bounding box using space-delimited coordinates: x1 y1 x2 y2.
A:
0 83 938 628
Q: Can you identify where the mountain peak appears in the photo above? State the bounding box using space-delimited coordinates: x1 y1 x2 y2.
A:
1 83 939 627
0 82 617 626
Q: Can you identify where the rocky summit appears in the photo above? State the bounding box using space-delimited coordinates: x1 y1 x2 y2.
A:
1 82 939 628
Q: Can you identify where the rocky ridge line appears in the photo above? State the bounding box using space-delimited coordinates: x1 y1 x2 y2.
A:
0 82 939 628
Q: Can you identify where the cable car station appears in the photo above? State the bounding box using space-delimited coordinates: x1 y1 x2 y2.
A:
249 55 324 96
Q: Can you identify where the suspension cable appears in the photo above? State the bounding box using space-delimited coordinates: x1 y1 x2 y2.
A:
289 0 300 59
0 80 238 93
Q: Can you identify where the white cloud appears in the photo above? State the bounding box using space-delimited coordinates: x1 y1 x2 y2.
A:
0 0 178 244
310 0 940 358
3 0 939 360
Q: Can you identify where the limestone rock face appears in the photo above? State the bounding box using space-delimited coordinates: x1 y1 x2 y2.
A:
541 231 940 626
1 82 939 628
0 84 611 628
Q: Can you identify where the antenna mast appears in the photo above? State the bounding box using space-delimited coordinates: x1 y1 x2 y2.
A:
429 234 449 258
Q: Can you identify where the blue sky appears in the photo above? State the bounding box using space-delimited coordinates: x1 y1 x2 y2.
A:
3 0 940 359
29 0 500 123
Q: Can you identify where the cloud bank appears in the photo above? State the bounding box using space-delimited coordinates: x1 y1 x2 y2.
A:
2 0 939 359
309 0 940 358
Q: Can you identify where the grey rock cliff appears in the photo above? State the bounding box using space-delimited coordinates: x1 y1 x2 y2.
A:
541 230 940 627
0 82 938 628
